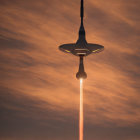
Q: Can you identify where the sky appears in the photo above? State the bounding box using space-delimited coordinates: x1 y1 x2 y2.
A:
0 0 140 140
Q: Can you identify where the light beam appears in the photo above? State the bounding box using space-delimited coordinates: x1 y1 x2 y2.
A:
79 78 84 140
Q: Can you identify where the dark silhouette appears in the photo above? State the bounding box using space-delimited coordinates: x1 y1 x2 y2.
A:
59 0 104 79
76 55 87 79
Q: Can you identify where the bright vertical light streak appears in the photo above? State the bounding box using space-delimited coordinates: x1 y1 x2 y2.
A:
79 78 83 140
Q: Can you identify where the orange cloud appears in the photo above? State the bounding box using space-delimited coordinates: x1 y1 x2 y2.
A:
0 0 140 140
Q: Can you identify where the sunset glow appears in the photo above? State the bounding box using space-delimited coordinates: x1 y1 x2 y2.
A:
0 0 140 140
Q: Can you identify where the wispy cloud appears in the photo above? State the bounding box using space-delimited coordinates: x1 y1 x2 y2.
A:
0 0 140 139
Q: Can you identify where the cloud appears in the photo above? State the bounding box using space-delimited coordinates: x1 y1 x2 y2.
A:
0 0 140 139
